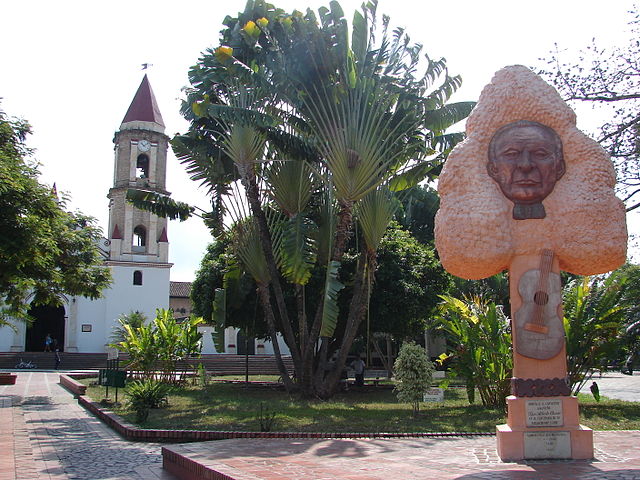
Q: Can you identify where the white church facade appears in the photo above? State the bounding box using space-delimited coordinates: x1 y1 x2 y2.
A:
0 76 287 356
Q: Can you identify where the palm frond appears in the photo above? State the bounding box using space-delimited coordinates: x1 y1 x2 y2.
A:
277 214 317 285
266 160 314 215
356 188 396 252
126 189 195 221
423 102 476 132
319 260 345 337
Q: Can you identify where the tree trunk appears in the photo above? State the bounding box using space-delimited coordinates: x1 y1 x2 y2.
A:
295 284 307 358
256 284 296 392
317 253 370 398
304 200 357 397
239 166 302 369
386 334 393 378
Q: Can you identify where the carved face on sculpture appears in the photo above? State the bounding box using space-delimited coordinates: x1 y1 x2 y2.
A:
487 121 565 219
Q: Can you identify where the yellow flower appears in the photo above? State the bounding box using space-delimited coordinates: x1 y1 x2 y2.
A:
243 20 260 39
215 46 233 62
256 17 269 28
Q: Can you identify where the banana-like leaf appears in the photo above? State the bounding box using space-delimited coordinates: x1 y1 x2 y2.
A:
319 260 345 337
211 326 225 353
266 161 314 216
223 124 266 168
205 104 278 129
424 75 464 108
423 102 476 132
126 189 195 221
277 214 317 285
232 219 270 285
351 9 368 65
213 288 226 327
356 188 396 252
432 132 466 154
388 162 436 192
423 56 449 89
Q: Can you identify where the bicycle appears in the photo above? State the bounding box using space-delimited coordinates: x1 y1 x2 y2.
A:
15 359 37 369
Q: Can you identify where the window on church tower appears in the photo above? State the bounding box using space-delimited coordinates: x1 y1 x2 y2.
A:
133 270 143 285
136 154 149 178
133 225 146 252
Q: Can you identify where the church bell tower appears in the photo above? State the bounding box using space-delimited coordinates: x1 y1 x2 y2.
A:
107 75 171 266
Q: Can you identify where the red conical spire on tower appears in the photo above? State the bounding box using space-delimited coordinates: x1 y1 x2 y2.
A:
121 74 165 126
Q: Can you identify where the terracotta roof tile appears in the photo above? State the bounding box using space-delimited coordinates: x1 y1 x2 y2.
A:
170 281 192 298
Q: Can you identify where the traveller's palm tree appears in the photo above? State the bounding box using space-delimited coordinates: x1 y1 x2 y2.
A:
126 0 474 398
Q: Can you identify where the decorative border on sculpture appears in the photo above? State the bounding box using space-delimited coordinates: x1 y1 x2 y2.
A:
511 377 571 397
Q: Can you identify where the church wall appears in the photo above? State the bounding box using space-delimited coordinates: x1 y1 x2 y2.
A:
72 264 170 353
104 265 171 339
73 295 107 352
0 324 18 351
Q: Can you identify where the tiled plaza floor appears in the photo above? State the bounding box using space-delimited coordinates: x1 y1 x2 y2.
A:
1 371 639 480
0 371 175 480
163 431 640 479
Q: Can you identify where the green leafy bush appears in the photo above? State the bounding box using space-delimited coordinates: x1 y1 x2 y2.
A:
436 295 512 409
113 309 204 383
126 378 172 423
393 342 434 416
563 273 627 394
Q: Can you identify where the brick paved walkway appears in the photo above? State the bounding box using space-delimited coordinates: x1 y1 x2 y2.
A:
163 432 640 480
2 371 639 480
0 371 175 480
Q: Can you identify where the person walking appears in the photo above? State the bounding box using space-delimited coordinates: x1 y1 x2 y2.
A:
44 334 52 352
351 355 366 387
54 349 61 370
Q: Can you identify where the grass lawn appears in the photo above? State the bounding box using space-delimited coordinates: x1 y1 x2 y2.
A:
81 377 640 433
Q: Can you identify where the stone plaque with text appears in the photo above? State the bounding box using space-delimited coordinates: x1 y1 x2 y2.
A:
526 399 563 427
524 431 571 459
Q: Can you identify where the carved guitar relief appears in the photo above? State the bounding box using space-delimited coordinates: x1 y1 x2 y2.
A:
513 249 565 360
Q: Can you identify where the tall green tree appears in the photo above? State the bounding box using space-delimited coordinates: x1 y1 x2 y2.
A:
133 0 472 398
339 222 451 370
0 108 111 324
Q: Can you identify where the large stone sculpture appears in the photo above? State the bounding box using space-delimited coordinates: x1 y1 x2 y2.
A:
435 65 627 461
435 66 626 280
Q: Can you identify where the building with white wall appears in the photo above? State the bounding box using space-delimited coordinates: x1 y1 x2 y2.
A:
0 75 289 356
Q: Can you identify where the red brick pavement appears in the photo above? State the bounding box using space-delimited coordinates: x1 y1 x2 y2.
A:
163 432 640 480
3 372 640 479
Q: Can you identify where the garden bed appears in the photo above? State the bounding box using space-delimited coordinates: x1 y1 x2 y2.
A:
68 374 640 440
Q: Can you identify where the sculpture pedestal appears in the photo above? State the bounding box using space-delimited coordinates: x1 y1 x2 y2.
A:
496 395 593 461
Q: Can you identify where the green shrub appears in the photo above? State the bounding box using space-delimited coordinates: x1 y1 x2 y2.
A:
393 342 434 416
126 378 172 423
436 295 512 409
